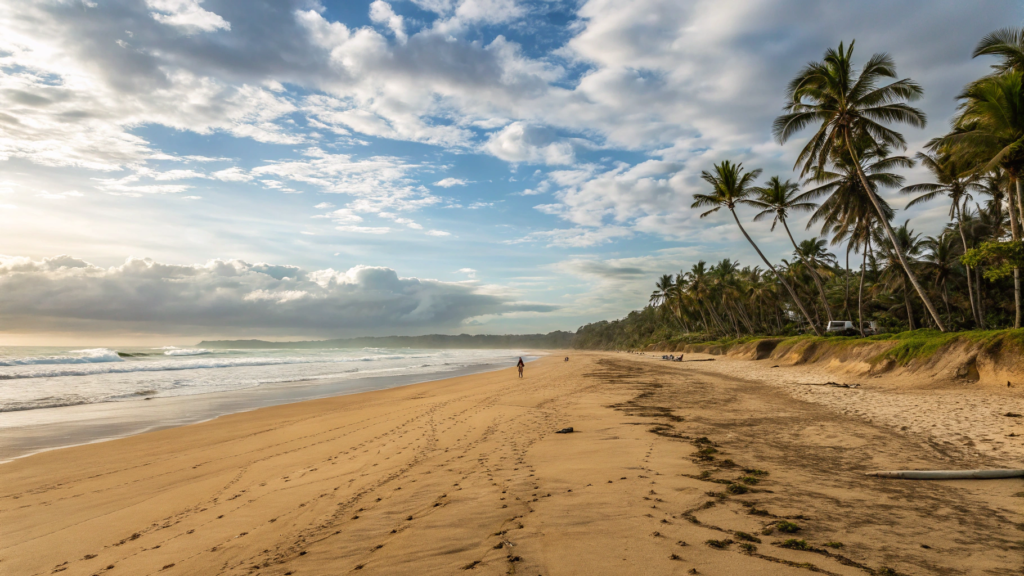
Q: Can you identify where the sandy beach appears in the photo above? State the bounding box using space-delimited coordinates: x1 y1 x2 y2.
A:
1 352 1021 576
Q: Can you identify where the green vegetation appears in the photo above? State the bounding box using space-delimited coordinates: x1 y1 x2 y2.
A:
734 531 762 543
725 483 749 495
704 539 734 549
824 541 844 549
779 539 811 550
776 521 802 533
574 29 1024 350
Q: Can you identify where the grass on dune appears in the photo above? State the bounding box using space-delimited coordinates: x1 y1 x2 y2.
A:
675 328 1024 365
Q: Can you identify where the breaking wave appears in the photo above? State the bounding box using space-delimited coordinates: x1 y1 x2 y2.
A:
0 348 123 366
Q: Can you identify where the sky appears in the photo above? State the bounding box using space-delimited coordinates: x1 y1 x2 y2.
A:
0 0 1021 344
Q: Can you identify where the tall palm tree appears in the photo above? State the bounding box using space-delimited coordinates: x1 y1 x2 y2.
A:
942 70 1024 327
901 151 985 325
692 161 822 335
747 176 832 321
772 40 947 331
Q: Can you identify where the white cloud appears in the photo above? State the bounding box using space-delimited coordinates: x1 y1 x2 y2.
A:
434 177 469 188
154 169 206 181
314 202 335 209
457 267 476 278
507 226 633 248
336 225 390 234
426 230 451 236
0 255 555 336
260 180 300 194
36 191 84 200
369 1 407 43
212 167 253 182
146 0 230 33
484 123 576 166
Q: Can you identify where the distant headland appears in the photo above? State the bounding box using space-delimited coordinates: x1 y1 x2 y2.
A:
198 331 575 350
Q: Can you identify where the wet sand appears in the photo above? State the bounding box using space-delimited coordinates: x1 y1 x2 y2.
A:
0 361 523 463
1 352 1020 575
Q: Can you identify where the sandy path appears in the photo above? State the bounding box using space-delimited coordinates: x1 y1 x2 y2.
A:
1 353 1020 576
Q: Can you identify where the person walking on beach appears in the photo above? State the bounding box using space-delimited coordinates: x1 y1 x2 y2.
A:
516 357 525 378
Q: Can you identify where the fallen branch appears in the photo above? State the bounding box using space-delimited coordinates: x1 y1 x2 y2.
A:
866 469 1024 479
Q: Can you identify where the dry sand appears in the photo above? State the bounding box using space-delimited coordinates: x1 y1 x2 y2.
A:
1 352 1021 576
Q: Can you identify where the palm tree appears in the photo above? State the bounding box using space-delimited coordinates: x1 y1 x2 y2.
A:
974 28 1024 75
901 151 985 325
875 221 926 329
772 40 947 331
747 176 832 322
941 70 1024 327
684 260 722 335
801 140 902 333
650 274 675 307
692 161 822 336
922 232 962 324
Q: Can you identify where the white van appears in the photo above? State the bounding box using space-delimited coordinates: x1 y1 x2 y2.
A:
826 320 854 333
826 320 880 335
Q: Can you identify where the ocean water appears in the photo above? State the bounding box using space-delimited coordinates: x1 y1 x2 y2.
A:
0 346 528 413
0 346 535 461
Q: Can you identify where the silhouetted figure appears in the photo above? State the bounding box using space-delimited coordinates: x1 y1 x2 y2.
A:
517 357 525 378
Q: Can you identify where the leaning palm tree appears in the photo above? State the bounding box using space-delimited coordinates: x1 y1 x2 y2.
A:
974 27 1024 75
772 40 947 331
747 176 832 321
941 70 1024 328
691 161 822 335
901 151 985 325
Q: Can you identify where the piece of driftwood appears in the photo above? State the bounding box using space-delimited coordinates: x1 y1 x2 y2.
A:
866 469 1024 479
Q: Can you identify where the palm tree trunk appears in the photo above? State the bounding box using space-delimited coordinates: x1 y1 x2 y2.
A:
1013 179 1023 329
703 300 727 335
844 243 852 319
858 243 867 337
954 201 980 327
942 282 951 322
845 136 946 332
976 266 986 325
781 218 833 322
729 208 822 336
904 276 916 330
695 304 710 334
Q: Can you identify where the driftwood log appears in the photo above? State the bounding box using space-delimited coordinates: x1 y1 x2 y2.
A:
866 469 1024 479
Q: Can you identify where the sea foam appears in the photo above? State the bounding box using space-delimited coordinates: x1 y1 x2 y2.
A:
0 348 124 366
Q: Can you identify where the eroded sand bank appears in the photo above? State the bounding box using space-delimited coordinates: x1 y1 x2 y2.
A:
1 353 1020 576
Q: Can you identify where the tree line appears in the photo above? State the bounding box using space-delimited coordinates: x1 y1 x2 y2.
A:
575 30 1024 349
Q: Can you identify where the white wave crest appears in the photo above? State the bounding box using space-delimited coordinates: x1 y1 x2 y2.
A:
0 348 124 366
164 348 211 356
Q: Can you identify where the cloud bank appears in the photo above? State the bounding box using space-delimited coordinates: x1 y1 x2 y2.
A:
0 255 556 336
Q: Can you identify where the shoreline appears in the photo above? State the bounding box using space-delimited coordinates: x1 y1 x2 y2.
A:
0 354 543 464
1 352 1018 575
